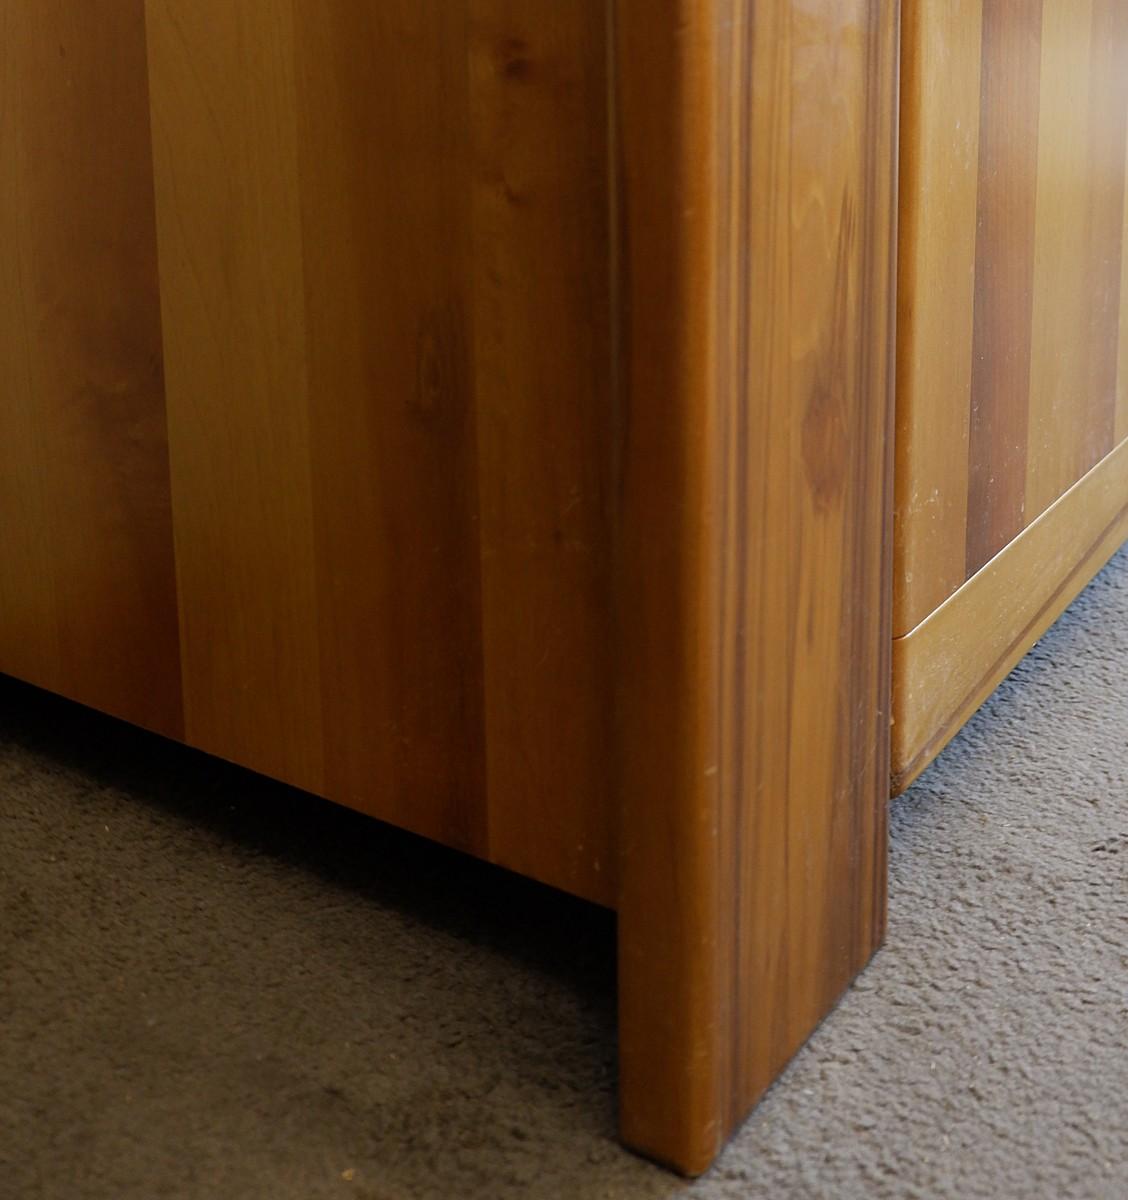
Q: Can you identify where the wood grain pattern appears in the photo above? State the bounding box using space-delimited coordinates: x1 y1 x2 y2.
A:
1120 113 1128 444
146 0 327 791
1026 0 1094 524
1083 0 1128 465
142 0 615 901
965 0 1042 576
1119 100 1128 446
896 0 1128 786
1027 0 1128 521
893 0 981 635
897 0 1128 635
615 0 897 1174
0 0 614 902
296 0 487 847
893 436 1128 793
1 2 901 1172
465 2 616 891
0 0 182 737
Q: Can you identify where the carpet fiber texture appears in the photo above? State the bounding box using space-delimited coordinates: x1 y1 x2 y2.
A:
2 549 1127 1200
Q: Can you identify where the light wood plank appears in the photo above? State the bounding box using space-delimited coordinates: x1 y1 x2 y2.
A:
1026 1 1096 524
1027 0 1128 529
1118 101 1128 446
1085 0 1128 465
145 0 325 791
894 0 983 636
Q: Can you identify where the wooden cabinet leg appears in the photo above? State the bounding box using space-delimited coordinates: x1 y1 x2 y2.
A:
613 0 900 1174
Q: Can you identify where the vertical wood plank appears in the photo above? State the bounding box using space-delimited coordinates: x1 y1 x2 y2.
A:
1028 0 1128 488
0 0 182 736
1118 101 1128 446
1027 1 1101 522
145 0 325 790
966 0 1043 576
289 2 490 855
894 0 982 635
467 1 616 898
616 0 897 1173
1082 0 1128 468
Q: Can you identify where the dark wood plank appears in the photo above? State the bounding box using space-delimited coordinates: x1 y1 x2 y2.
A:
0 0 182 737
290 1 490 855
615 0 897 1174
466 0 617 904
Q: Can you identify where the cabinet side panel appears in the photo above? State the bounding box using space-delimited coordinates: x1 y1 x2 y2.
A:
1026 0 1128 522
898 0 1128 635
895 0 1128 784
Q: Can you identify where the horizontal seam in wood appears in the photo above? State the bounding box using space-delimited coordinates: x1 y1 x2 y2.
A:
893 489 1128 792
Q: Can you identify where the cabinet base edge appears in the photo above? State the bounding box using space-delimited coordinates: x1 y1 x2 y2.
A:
892 437 1128 795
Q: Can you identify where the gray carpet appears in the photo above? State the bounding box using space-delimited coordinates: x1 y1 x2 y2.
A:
2 551 1127 1200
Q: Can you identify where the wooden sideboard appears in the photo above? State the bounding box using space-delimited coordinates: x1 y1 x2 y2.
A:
0 0 896 1173
5 0 1126 1177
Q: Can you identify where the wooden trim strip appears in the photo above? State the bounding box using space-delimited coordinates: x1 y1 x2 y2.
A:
615 0 899 1174
893 435 1128 795
614 0 724 1173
